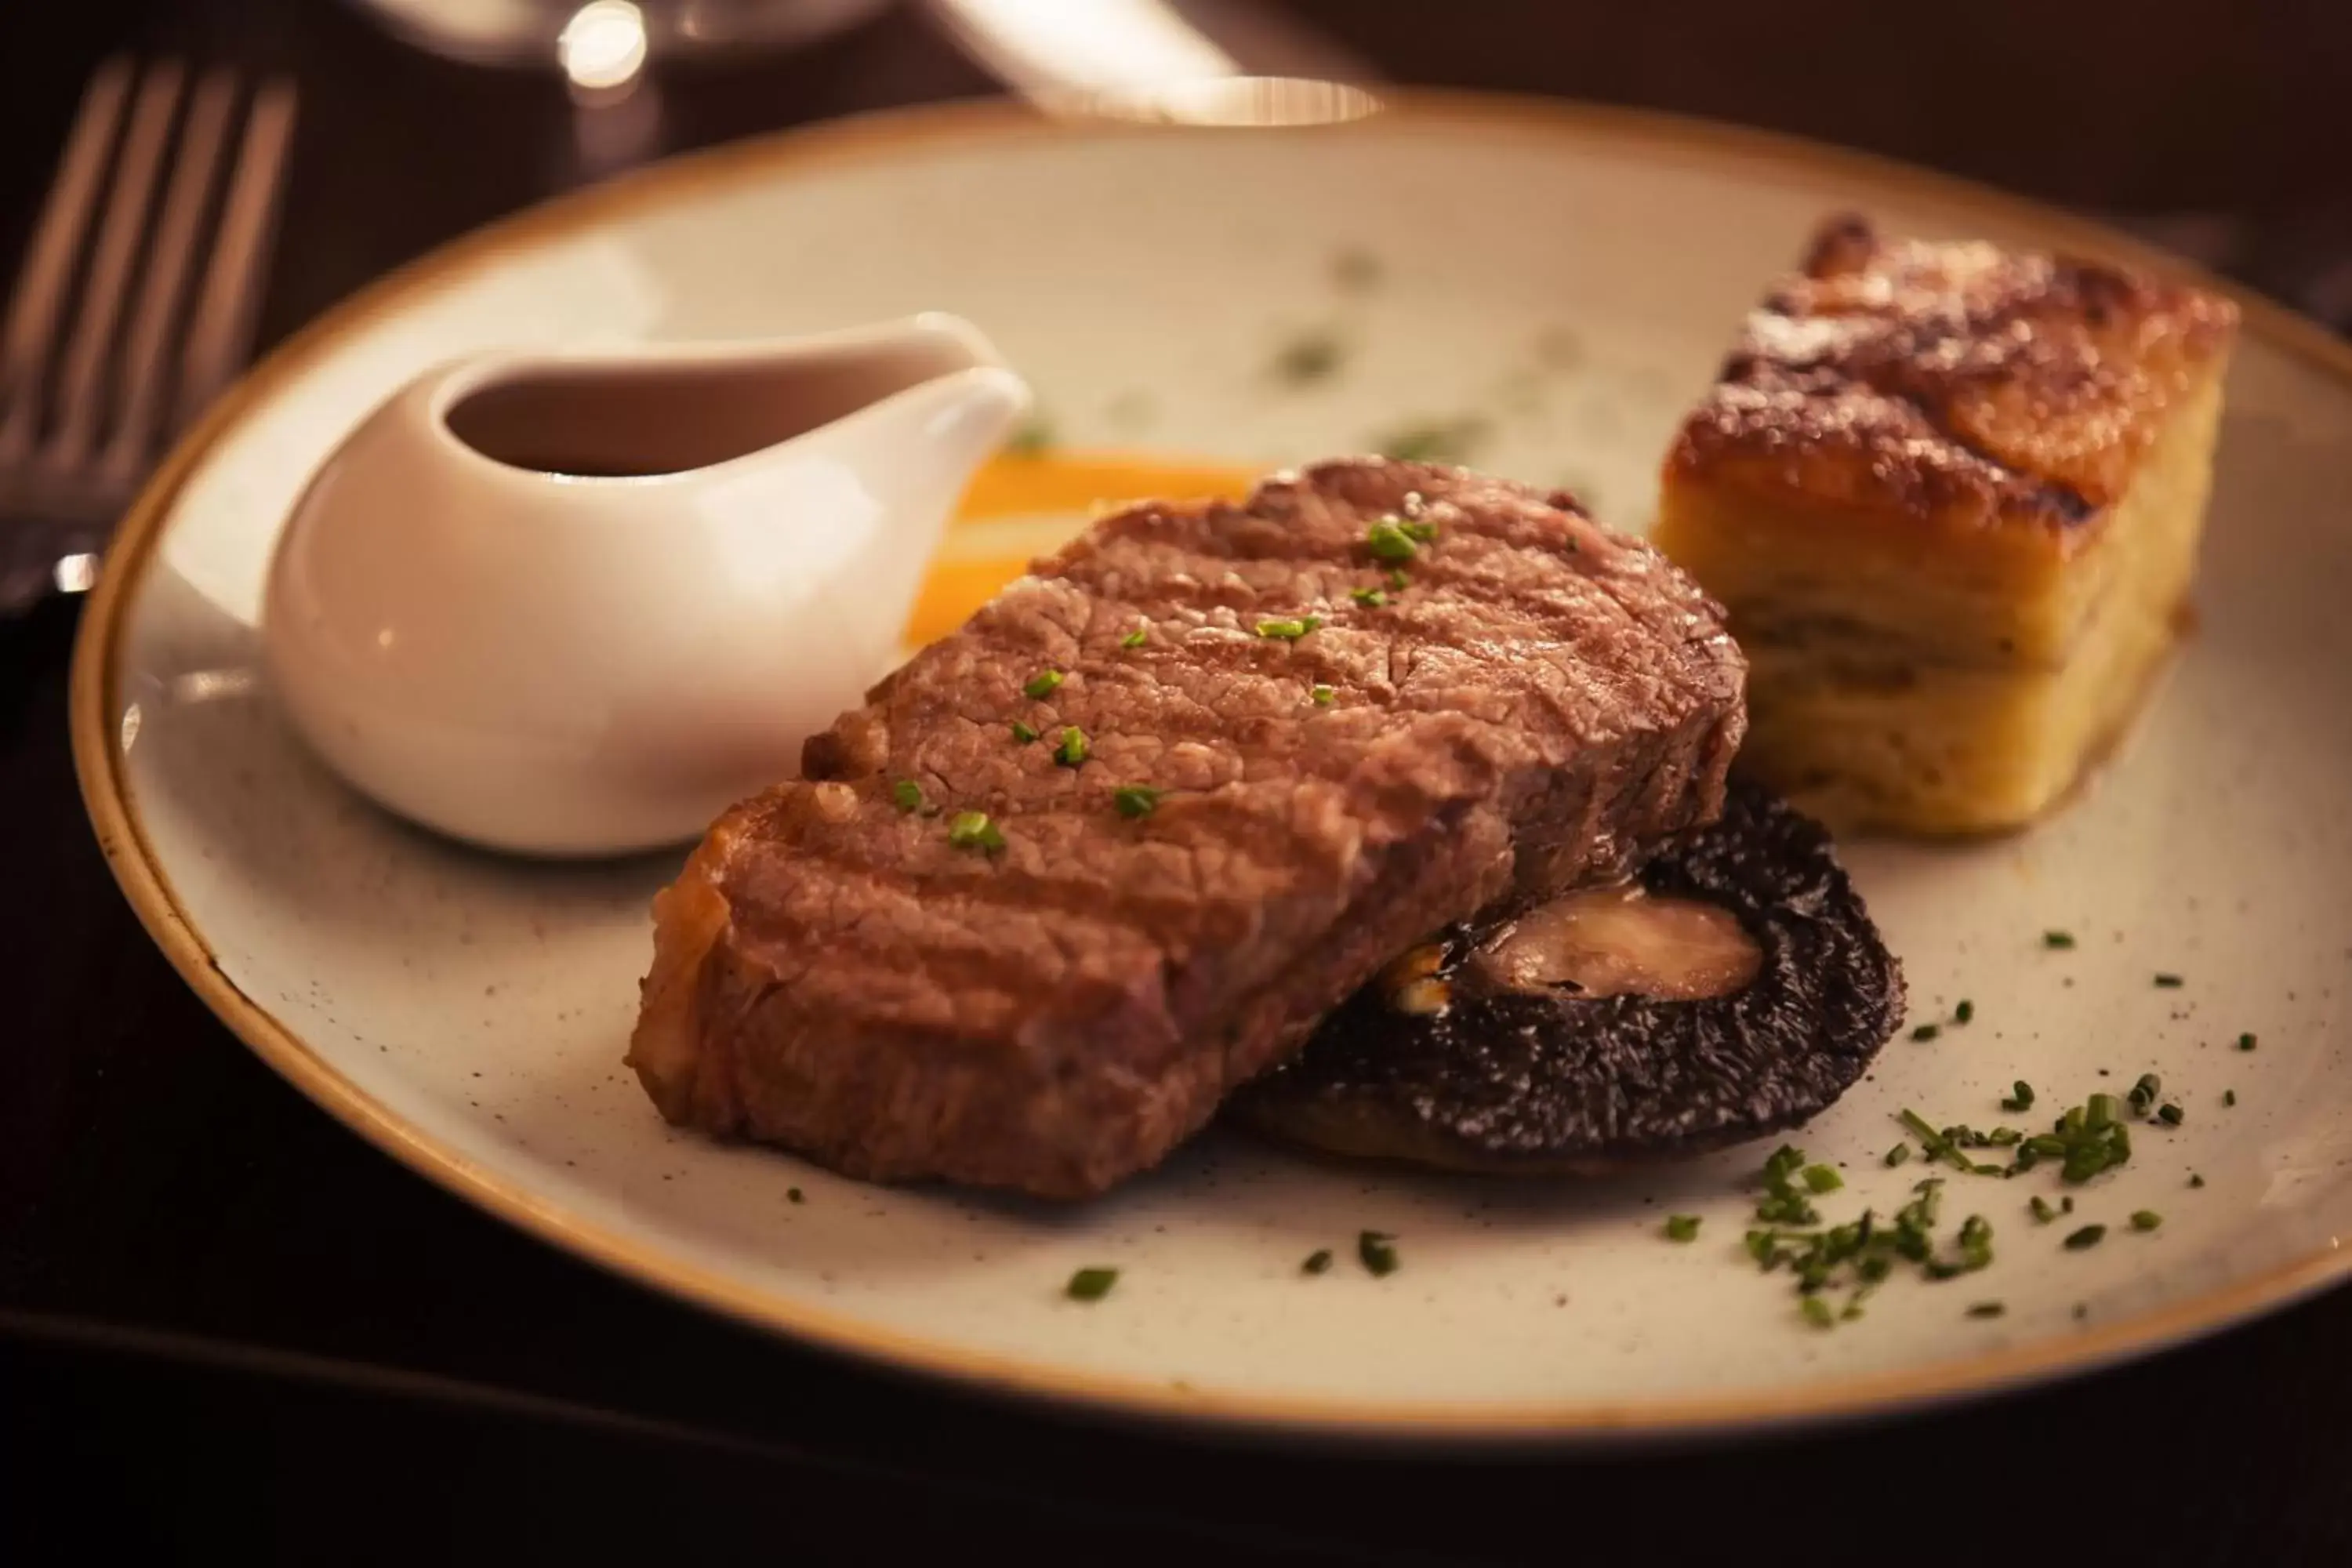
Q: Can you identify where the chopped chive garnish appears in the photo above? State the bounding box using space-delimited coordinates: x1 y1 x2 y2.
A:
2086 1094 2121 1131
1398 518 1439 543
1053 726 1090 768
891 779 924 813
1349 586 1387 608
1376 419 1488 463
1112 784 1161 820
1120 627 1148 648
1664 1214 1701 1243
1364 520 1419 561
2002 1080 2035 1112
2158 1103 2184 1126
2131 1210 2163 1232
2238 1033 2258 1051
947 811 1005 853
1301 1248 1334 1275
2030 1196 2059 1224
1885 1143 1911 1167
1311 684 1336 706
1800 1296 1836 1330
2043 930 2077 949
1896 1109 1975 1174
1011 721 1039 744
1385 568 1410 592
1754 1144 1821 1223
2223 1089 2238 1107
1024 669 1065 699
1007 414 1055 456
1358 1230 1399 1276
1966 1301 2006 1319
2154 973 2184 988
1911 1024 1941 1042
2129 1073 2162 1113
1273 328 1345 383
1802 1164 1843 1194
1065 1267 1118 1301
1955 1214 1994 1272
1955 999 1976 1025
2063 1224 2107 1251
1254 615 1323 641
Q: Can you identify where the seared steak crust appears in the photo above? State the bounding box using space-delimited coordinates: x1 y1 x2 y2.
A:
627 459 1746 1197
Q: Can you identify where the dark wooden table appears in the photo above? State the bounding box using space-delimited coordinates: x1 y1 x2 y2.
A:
7 3 2351 1562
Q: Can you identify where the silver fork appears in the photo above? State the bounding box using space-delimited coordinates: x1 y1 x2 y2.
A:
0 58 296 612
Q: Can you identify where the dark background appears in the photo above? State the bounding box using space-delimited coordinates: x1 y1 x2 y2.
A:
5 3 2350 1563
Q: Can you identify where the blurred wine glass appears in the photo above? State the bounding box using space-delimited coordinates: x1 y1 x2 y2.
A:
344 0 894 74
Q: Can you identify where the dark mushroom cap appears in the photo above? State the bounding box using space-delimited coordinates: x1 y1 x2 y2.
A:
1231 779 1904 1174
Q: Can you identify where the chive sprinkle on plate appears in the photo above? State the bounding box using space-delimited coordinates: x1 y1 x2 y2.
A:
1065 1267 1118 1301
1023 668 1065 699
1112 784 1162 820
1664 1214 1701 1243
1358 1230 1399 1276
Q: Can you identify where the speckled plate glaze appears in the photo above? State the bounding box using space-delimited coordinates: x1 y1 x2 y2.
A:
71 95 2352 1443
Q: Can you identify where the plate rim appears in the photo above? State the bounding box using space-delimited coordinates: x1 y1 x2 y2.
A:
68 89 2352 1444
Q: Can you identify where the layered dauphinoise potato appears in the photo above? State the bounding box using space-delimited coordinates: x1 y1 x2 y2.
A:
1652 215 2239 834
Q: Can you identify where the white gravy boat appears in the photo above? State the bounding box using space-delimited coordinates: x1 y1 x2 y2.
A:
263 313 1030 857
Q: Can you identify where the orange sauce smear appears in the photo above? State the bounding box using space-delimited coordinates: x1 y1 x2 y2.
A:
902 451 1262 647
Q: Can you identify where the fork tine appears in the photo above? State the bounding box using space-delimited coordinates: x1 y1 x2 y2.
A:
173 78 296 435
102 67 238 482
0 57 132 463
45 60 184 470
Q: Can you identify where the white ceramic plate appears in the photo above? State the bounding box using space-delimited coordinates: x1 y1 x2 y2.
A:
73 95 2352 1442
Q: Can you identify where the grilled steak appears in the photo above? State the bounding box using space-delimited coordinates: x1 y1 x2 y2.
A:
626 459 1747 1198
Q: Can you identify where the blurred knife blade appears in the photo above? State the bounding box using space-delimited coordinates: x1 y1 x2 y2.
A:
924 0 1387 124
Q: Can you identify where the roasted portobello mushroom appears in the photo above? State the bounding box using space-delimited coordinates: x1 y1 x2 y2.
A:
1230 779 1903 1174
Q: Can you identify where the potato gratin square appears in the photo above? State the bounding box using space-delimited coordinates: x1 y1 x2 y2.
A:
1652 216 2238 833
